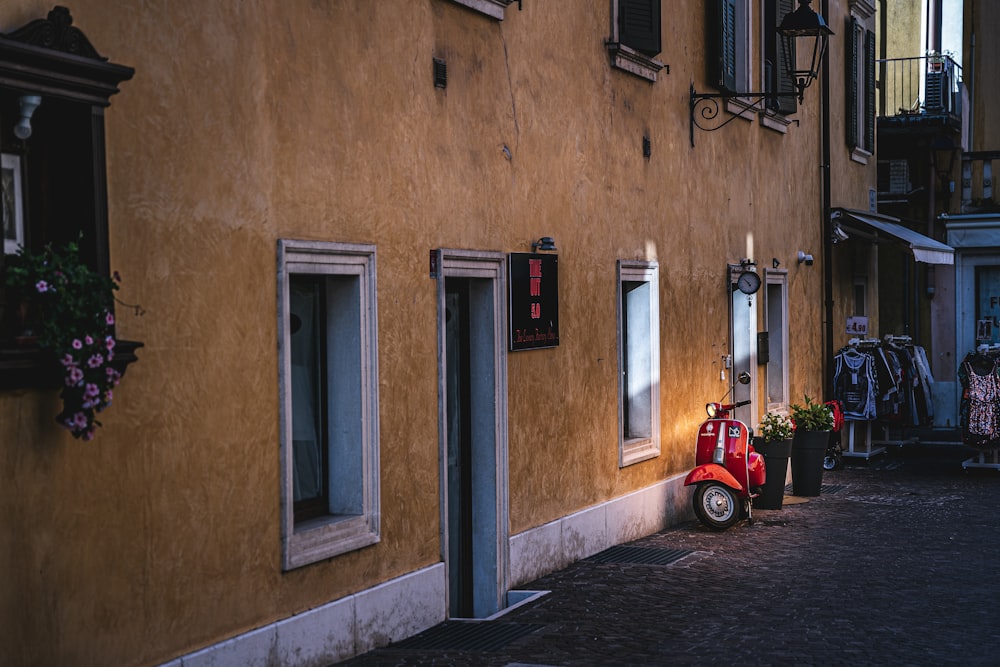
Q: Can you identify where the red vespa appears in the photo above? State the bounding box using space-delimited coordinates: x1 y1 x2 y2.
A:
683 372 766 530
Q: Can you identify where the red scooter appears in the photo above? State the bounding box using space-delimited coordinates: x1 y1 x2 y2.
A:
683 372 766 530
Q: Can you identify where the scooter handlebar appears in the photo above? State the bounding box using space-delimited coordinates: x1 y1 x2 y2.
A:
720 399 752 410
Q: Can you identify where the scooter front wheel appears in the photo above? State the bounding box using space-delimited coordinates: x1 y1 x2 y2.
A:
692 482 742 530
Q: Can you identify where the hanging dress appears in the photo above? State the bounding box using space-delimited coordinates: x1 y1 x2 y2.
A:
959 355 1000 447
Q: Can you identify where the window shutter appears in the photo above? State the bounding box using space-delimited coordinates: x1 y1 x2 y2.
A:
708 0 737 91
864 28 876 153
619 0 661 57
774 0 797 115
846 16 859 149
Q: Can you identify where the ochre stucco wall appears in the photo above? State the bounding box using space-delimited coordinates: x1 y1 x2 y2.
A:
968 0 1000 151
826 0 882 350
0 2 845 665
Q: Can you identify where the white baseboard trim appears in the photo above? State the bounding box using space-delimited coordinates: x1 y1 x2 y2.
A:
160 475 692 666
509 472 693 586
161 563 446 667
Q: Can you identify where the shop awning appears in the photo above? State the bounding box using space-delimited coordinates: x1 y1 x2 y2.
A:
832 209 954 265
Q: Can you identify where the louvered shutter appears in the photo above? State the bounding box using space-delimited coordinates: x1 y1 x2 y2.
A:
846 16 859 149
708 0 737 91
774 0 797 115
864 28 876 153
619 0 661 57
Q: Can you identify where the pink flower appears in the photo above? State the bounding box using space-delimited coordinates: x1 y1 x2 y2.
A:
35 280 49 293
84 335 94 345
60 354 75 367
105 336 116 351
105 312 115 326
68 367 84 385
72 339 83 350
72 412 89 429
85 383 100 398
87 354 104 368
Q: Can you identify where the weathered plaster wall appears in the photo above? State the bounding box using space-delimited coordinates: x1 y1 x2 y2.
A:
0 1 835 665
827 0 882 348
968 0 1000 151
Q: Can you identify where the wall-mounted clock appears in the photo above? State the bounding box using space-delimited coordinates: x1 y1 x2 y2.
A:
736 270 761 295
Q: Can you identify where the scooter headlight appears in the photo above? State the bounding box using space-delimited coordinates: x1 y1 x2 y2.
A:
706 403 718 418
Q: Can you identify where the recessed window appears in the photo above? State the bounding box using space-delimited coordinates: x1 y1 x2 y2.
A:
708 0 751 97
608 0 665 82
278 240 380 570
618 261 660 466
763 0 798 117
765 272 789 411
854 275 868 317
846 4 876 161
0 7 136 389
707 1 797 127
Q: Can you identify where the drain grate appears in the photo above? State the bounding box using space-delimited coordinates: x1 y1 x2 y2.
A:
784 483 847 495
392 621 543 652
584 545 692 566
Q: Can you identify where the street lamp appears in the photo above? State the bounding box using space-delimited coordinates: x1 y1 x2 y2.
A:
689 0 833 145
778 0 834 103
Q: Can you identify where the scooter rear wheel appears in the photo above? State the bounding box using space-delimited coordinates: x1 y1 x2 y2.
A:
692 482 742 530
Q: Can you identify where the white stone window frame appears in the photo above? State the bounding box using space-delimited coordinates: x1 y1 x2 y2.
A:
849 0 876 164
608 0 666 82
447 0 516 20
617 260 661 467
764 269 790 412
277 239 380 571
717 1 792 134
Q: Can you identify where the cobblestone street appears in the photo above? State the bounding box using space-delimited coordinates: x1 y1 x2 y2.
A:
341 444 1000 666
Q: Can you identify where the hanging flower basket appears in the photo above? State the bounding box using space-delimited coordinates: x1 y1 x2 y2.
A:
4 241 123 440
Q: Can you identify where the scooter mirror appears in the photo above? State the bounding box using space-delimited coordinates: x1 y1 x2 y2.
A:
737 371 751 385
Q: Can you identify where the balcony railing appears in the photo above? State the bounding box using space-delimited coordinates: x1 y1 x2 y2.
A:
878 54 963 121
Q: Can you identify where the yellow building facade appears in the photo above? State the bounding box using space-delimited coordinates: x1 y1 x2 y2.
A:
0 1 877 665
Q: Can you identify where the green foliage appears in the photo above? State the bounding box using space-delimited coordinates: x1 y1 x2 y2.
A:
4 241 122 440
757 412 795 441
790 395 834 432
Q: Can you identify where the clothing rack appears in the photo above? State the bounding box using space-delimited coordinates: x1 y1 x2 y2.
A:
959 345 1000 470
884 334 913 345
834 335 939 457
838 338 887 460
843 421 886 461
963 449 1000 471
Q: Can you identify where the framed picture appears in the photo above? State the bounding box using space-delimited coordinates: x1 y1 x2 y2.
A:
2 152 24 255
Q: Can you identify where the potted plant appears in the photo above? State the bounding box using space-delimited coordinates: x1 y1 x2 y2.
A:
4 241 123 440
753 412 796 509
789 395 834 496
757 411 796 443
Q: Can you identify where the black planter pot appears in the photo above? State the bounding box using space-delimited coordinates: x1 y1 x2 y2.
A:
791 429 830 496
753 438 792 510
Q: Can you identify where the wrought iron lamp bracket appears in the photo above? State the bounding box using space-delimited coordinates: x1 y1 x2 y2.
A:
689 84 802 147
